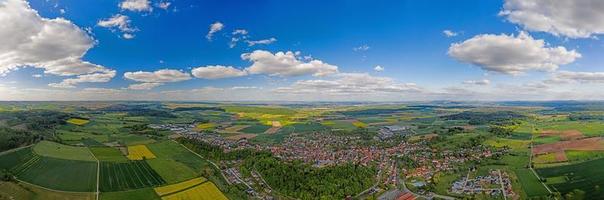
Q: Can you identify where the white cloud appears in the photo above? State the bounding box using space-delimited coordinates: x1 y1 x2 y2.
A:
206 22 224 41
500 0 604 38
124 69 191 83
274 73 420 95
120 0 151 12
156 2 171 10
231 86 259 90
448 31 580 75
353 45 370 51
245 37 277 46
546 71 604 84
374 65 384 72
0 0 114 87
128 82 163 90
462 79 490 85
443 30 458 37
97 14 137 38
232 29 248 35
32 74 42 78
191 65 247 79
49 70 116 88
242 50 338 77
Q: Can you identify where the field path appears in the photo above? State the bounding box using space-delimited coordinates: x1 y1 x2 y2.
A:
172 140 231 185
529 124 554 195
87 148 100 200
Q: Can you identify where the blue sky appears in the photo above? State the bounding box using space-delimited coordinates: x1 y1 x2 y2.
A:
2 0 604 101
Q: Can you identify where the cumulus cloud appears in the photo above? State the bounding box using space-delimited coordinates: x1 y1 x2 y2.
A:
206 22 224 41
246 37 277 46
124 69 191 83
0 0 114 87
274 73 420 95
242 50 338 77
462 79 490 85
374 65 384 72
443 30 458 37
120 0 151 12
500 0 604 38
191 65 247 79
49 70 116 88
97 14 137 39
128 82 163 90
353 45 370 51
448 31 581 75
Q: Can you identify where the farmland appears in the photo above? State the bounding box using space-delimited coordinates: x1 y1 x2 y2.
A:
33 141 96 161
66 118 90 126
537 157 604 198
16 156 97 192
160 182 228 200
99 161 165 192
126 145 157 160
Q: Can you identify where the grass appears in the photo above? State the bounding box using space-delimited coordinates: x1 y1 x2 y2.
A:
161 182 228 200
153 177 207 196
322 120 357 131
99 160 166 192
17 156 97 192
565 150 604 162
0 181 95 200
0 147 34 171
146 141 208 172
147 159 198 184
56 129 109 143
537 157 604 198
533 135 561 145
126 145 157 160
485 138 530 152
533 153 558 164
100 187 160 200
239 124 271 134
67 118 90 126
90 147 128 162
514 168 551 198
33 141 96 161
537 121 604 137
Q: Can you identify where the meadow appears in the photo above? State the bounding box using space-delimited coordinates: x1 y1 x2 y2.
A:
537 157 604 198
17 156 97 192
33 141 96 161
90 147 128 162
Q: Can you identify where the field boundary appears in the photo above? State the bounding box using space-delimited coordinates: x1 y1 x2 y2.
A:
87 147 100 200
15 178 95 195
171 140 231 185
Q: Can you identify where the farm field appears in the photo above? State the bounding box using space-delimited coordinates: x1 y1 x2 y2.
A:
17 156 97 192
153 177 207 196
99 160 166 192
146 141 207 172
67 118 90 126
100 188 160 200
0 181 95 200
147 159 198 184
0 147 35 171
160 181 228 200
537 121 604 137
33 141 96 161
126 145 157 160
537 157 604 198
90 147 128 162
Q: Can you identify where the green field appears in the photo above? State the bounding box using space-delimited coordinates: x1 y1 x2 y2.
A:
239 124 271 134
537 157 604 198
147 141 207 172
514 168 550 197
565 150 604 162
90 147 128 161
0 181 95 200
147 159 198 184
0 147 35 171
100 187 160 200
537 121 604 137
33 141 96 161
99 160 166 192
17 156 97 192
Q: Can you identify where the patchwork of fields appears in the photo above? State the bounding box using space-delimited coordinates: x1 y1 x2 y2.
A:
99 160 165 192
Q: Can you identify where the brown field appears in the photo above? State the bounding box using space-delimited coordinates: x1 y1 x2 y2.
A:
554 151 567 162
533 137 604 155
226 133 257 140
540 130 584 141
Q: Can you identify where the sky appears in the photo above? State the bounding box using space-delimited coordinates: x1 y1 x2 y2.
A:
2 0 604 101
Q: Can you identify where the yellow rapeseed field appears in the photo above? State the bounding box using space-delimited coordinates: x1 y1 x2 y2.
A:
126 145 156 160
66 118 90 125
154 177 207 196
162 182 228 200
